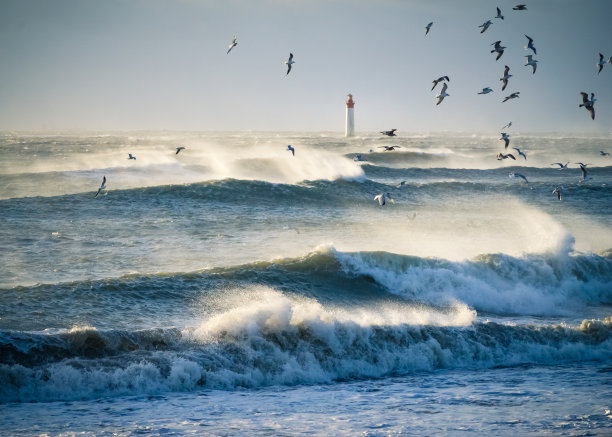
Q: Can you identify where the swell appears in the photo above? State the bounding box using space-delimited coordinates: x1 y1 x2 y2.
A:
0 317 610 402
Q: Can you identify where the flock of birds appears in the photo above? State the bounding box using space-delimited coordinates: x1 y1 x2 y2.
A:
95 4 608 207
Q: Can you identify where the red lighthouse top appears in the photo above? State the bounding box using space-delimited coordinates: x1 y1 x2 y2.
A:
346 94 355 108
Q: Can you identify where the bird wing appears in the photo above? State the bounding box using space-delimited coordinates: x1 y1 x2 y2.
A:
289 53 293 61
441 82 448 92
286 63 292 75
508 154 516 160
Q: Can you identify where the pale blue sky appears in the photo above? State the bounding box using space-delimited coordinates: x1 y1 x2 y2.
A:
1 0 611 132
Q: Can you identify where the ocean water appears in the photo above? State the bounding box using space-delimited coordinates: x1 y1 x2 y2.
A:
1 131 611 436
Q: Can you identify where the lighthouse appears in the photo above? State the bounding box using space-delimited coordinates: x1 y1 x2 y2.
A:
345 94 355 137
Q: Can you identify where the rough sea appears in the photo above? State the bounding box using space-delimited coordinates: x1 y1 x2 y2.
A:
1 131 611 436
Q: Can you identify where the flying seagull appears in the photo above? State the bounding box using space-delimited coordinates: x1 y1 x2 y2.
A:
425 22 433 36
525 55 538 74
497 152 516 160
503 92 520 102
597 53 606 74
374 192 395 206
478 87 494 94
600 150 610 156
227 35 237 54
500 132 510 149
513 4 527 11
285 52 295 75
524 35 536 55
176 146 185 155
95 176 106 198
552 186 563 200
579 92 595 120
396 180 407 188
491 40 506 61
479 20 492 33
501 121 512 129
509 172 528 183
286 145 295 156
380 129 397 136
551 162 569 169
379 145 401 151
513 147 527 160
431 76 450 91
436 82 449 105
500 65 512 91
128 153 136 160
576 162 590 181
495 7 504 19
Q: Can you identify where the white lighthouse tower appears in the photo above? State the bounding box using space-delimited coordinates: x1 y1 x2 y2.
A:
345 94 355 137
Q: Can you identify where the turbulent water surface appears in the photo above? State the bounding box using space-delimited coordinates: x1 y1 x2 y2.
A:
1 131 611 435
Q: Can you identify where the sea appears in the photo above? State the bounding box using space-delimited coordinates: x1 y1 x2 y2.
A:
1 131 611 436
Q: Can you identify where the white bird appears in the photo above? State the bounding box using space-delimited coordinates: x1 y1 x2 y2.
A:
500 132 510 149
491 40 506 61
436 82 449 105
552 186 563 200
509 172 528 183
479 20 492 33
497 152 516 160
286 145 295 156
579 92 596 120
478 87 494 94
95 176 106 198
600 151 610 156
176 146 185 155
431 76 450 91
285 52 295 75
513 147 527 160
525 55 538 74
500 65 512 91
503 92 520 103
425 21 433 36
576 163 591 181
374 192 395 206
495 7 504 19
227 35 237 54
597 53 606 74
524 35 536 55
551 162 569 170
501 121 512 129
128 153 136 160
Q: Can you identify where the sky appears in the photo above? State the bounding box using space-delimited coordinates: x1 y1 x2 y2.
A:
1 0 611 133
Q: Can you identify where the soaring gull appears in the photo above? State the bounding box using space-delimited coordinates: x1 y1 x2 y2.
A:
497 152 516 160
491 40 506 61
286 145 295 156
176 146 185 155
600 151 610 156
379 145 401 151
509 172 528 183
525 55 538 74
425 22 433 36
374 192 395 206
513 147 527 160
576 163 591 181
431 76 450 91
551 162 569 170
552 186 563 200
436 82 449 105
597 53 606 74
128 153 136 160
479 20 492 33
380 129 397 136
285 52 295 75
500 132 510 149
500 65 512 91
478 87 494 94
95 176 106 198
524 35 537 55
501 121 512 129
503 92 520 103
513 4 527 10
495 7 504 20
227 35 237 54
579 92 596 120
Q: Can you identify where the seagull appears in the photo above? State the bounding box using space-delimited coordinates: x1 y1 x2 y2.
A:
374 192 395 206
500 132 510 148
503 92 520 102
176 146 185 155
285 52 295 75
478 87 494 94
431 76 450 91
379 145 401 151
95 176 106 198
491 40 506 61
128 153 136 160
552 186 563 200
579 92 595 120
425 21 433 36
513 147 527 160
436 82 449 105
500 65 512 91
525 55 538 74
380 129 397 136
513 4 527 10
353 154 366 162
501 121 512 129
286 145 295 156
397 180 407 188
600 151 611 156
576 162 591 181
509 172 528 183
227 35 237 54
551 162 569 169
479 20 492 33
524 35 536 55
497 152 516 160
495 7 504 19
597 53 606 73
